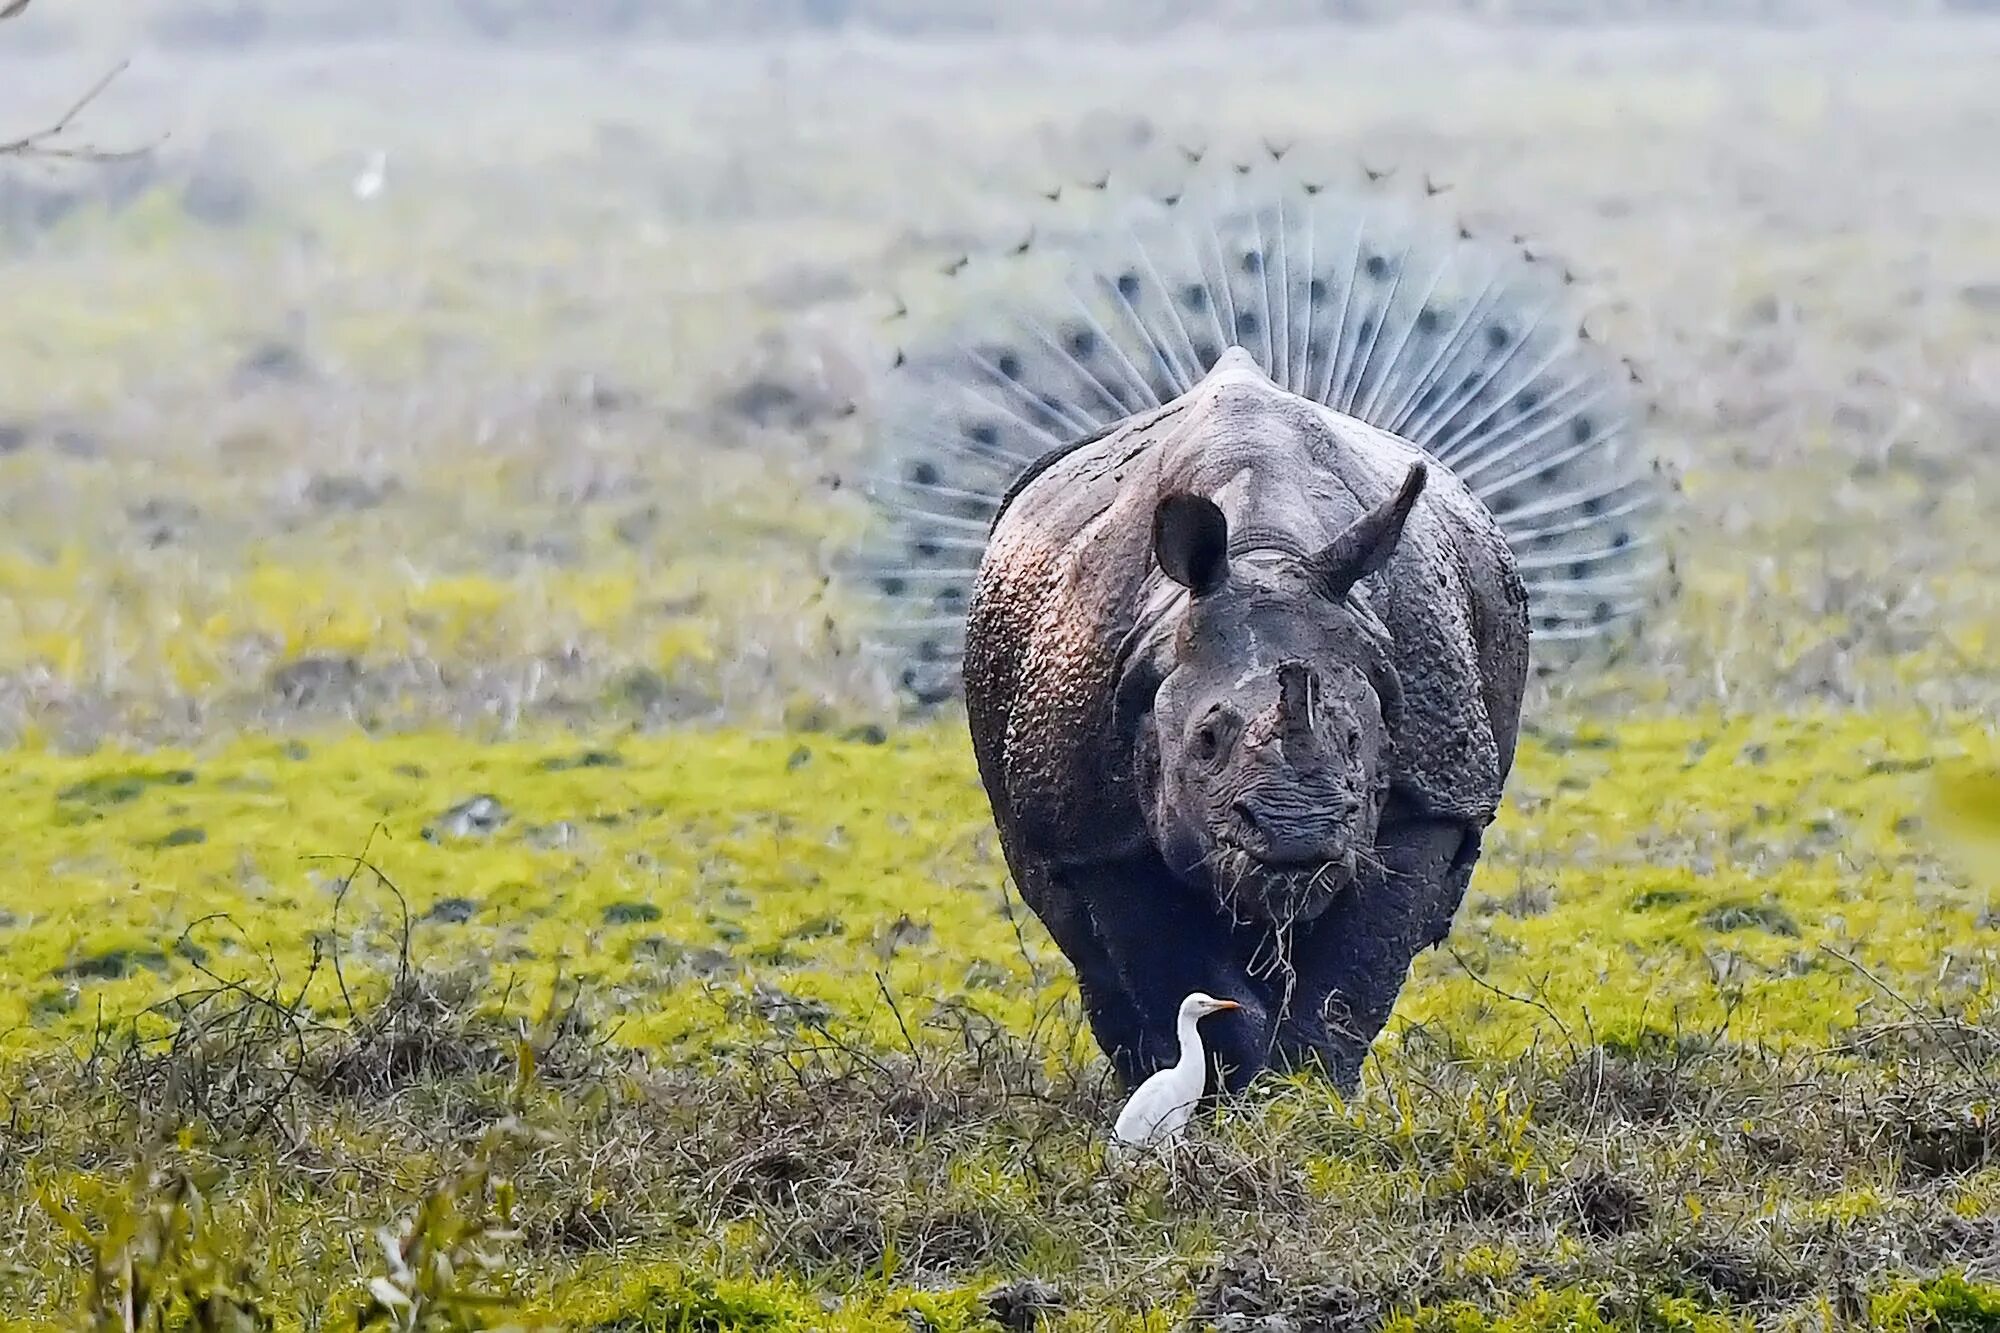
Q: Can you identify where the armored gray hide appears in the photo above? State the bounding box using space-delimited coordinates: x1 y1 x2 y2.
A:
964 350 1529 1091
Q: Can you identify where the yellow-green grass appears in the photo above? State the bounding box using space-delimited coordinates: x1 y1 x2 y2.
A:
4 709 1999 1327
1 711 1992 1067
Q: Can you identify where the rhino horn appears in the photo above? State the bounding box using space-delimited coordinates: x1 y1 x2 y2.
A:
1307 461 1428 603
1276 659 1321 754
1153 492 1230 596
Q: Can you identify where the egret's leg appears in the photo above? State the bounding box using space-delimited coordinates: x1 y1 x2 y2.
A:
1273 817 1481 1088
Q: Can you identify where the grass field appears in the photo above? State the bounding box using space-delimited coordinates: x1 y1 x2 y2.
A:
2 15 2000 1331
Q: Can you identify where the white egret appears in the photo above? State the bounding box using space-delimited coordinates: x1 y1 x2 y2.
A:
1109 992 1242 1156
352 150 388 202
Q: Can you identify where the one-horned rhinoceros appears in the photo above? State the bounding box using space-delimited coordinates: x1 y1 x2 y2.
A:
859 160 1662 1092
962 349 1526 1091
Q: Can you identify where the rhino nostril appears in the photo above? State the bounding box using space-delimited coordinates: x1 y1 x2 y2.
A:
1231 799 1263 836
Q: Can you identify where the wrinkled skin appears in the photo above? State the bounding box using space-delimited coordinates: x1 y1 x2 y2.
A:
1143 651 1391 925
962 353 1527 1096
1133 474 1419 927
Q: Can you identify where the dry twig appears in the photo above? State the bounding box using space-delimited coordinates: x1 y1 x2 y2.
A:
0 3 152 163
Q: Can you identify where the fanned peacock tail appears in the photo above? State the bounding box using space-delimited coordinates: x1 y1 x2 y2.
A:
855 144 1670 705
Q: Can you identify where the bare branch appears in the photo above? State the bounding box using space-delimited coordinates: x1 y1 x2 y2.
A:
0 59 156 162
1 1 156 164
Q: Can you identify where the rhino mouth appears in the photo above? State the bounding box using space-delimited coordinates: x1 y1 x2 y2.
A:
1210 838 1358 924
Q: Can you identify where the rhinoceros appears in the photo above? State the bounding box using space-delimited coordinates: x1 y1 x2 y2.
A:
962 348 1529 1088
861 162 1662 1090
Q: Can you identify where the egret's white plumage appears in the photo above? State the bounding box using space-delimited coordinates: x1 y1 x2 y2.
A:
352 149 388 202
1109 992 1242 1156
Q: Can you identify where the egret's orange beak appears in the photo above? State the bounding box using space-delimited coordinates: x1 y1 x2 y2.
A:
1212 999 1242 1012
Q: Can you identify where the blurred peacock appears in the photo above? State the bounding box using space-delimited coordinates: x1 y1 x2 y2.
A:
853 141 1670 705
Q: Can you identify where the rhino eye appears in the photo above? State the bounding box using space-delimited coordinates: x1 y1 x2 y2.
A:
1189 708 1235 765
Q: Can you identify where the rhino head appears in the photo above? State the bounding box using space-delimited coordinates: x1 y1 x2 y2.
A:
1120 461 1429 925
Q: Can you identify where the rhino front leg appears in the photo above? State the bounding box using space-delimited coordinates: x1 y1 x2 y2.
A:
1011 864 1150 1081
1273 817 1483 1087
1053 858 1275 1092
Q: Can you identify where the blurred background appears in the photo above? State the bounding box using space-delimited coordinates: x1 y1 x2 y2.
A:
2 1 1996 749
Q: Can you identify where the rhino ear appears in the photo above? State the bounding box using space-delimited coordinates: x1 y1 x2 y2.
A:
1309 461 1428 602
1153 493 1230 596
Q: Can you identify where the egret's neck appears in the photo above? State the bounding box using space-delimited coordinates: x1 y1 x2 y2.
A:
1174 1009 1206 1076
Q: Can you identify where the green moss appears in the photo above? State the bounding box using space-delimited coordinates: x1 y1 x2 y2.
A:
1697 899 1801 937
55 768 197 808
0 710 1986 1069
1398 1288 1754 1333
1897 1275 2000 1333
589 1276 801 1331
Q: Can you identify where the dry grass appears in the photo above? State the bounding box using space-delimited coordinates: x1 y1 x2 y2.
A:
6 930 2000 1328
